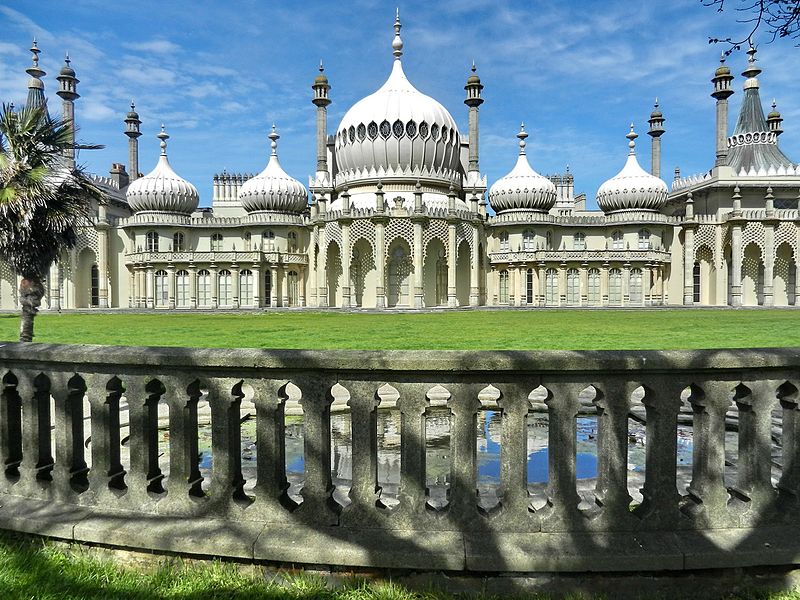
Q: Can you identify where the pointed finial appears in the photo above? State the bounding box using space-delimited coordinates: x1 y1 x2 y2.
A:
392 8 404 59
471 60 476 72
742 44 761 82
626 123 638 154
319 60 324 72
157 123 169 155
719 52 726 64
654 97 659 108
772 98 777 110
130 100 135 110
30 38 40 66
268 123 279 156
517 122 528 155
64 52 71 66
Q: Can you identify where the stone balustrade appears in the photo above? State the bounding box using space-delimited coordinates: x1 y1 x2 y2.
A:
0 342 799 572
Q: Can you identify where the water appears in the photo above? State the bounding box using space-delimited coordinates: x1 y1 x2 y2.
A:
187 409 700 505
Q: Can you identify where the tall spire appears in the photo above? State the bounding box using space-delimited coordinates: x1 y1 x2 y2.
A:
25 39 46 110
517 123 528 155
56 53 80 169
157 124 169 156
268 123 279 157
392 8 403 59
626 123 637 155
124 101 142 182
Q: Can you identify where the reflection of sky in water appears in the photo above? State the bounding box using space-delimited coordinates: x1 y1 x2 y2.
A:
191 409 697 497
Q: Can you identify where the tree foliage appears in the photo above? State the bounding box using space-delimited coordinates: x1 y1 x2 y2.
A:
705 0 800 50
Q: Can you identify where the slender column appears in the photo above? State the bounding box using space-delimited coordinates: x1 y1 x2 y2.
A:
643 265 652 306
558 264 566 306
167 265 176 309
145 267 154 309
188 265 197 309
126 266 134 309
210 267 219 309
307 228 317 307
579 265 588 306
413 219 424 309
375 220 386 309
341 221 351 308
270 266 279 307
518 265 527 306
622 262 630 306
299 265 306 307
763 223 775 307
731 224 743 306
470 224 480 306
601 263 609 307
232 264 240 309
251 265 261 308
317 228 328 307
508 265 516 306
97 206 109 308
538 264 546 306
447 221 457 307
683 228 695 305
281 266 290 307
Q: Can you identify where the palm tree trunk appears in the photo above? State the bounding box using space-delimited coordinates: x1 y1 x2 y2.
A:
19 277 45 342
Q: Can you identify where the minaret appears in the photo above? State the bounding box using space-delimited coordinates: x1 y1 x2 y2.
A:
25 39 47 110
767 100 783 137
647 99 665 178
710 53 734 167
464 61 484 174
56 54 80 170
311 61 331 181
124 101 142 181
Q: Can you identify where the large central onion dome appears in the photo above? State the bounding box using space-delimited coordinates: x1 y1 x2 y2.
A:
596 125 668 213
333 12 461 188
488 124 557 213
126 126 199 215
238 125 308 214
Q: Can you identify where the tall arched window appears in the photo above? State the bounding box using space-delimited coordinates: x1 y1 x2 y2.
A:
263 230 275 251
630 268 643 304
146 231 159 252
176 270 189 307
499 270 509 304
611 231 623 250
218 269 232 306
288 270 299 306
526 268 534 304
638 229 651 250
545 268 558 305
566 268 580 304
588 268 600 305
288 231 298 252
240 269 253 306
243 232 252 251
609 268 622 304
197 269 211 307
154 269 168 306
499 231 509 251
264 270 272 306
173 232 185 252
523 230 535 251
574 232 586 251
210 233 223 252
90 264 99 307
693 262 701 303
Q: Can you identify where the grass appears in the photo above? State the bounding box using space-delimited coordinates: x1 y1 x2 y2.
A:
1 530 799 600
0 308 798 350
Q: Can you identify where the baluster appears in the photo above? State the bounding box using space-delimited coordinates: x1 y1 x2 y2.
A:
51 373 89 500
207 378 246 513
123 377 164 508
396 382 428 520
448 383 482 525
684 380 732 528
296 376 338 525
777 381 800 510
160 375 204 514
340 380 381 526
252 380 296 518
540 382 582 532
87 375 126 504
0 371 23 491
635 378 683 527
592 379 636 529
17 371 52 497
730 381 777 523
497 382 538 530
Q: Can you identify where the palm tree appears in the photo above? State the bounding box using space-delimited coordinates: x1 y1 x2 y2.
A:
0 103 104 342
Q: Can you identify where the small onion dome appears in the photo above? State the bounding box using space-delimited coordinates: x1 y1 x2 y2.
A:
715 53 731 77
126 101 139 120
314 60 328 85
596 124 668 213
126 125 199 214
238 124 308 213
650 102 662 120
466 61 481 85
767 99 781 121
59 54 76 77
488 124 557 213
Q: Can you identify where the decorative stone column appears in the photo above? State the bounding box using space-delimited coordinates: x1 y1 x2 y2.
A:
188 264 197 309
763 208 775 307
97 205 110 308
299 265 306 307
470 223 480 306
622 262 631 306
270 265 279 308
558 263 567 307
683 193 696 305
341 219 352 309
601 262 610 307
374 217 387 309
252 264 261 308
317 228 328 307
519 265 527 306
282 266 290 307
307 227 317 307
643 264 652 306
447 219 457 307
49 261 61 311
210 266 219 309
126 266 134 309
232 264 240 309
580 264 589 306
508 265 517 306
538 263 546 306
412 217 424 309
167 264 176 309
145 267 155 309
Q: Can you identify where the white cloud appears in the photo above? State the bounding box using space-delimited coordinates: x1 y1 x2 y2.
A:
123 39 181 54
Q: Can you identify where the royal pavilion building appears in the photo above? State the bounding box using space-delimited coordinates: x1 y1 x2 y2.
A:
3 15 798 311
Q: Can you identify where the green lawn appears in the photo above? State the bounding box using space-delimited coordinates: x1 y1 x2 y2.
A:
0 308 797 350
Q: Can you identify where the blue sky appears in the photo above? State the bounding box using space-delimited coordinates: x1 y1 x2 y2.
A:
2 0 799 209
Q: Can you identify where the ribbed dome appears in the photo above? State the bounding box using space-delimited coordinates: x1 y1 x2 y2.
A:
597 126 668 213
333 14 461 188
126 126 199 215
488 125 556 213
238 126 308 214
